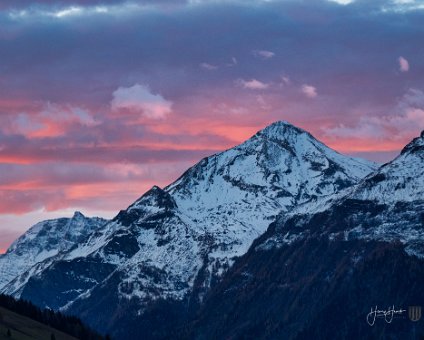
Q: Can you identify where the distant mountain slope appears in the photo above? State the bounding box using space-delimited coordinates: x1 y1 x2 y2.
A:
1 121 377 338
0 212 107 290
182 131 424 340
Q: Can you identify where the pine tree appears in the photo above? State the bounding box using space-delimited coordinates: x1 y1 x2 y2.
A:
51 333 56 340
6 328 11 337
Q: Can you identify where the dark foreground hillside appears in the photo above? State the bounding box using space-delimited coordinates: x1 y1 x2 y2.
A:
0 295 106 340
0 306 77 340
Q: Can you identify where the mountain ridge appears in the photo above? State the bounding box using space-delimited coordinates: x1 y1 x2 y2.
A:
0 121 379 338
181 130 424 339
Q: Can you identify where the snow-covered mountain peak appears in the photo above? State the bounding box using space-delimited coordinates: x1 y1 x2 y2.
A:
400 131 424 156
256 120 306 140
6 213 104 254
72 211 85 219
167 121 377 202
0 214 107 290
112 185 177 228
236 121 313 155
128 185 176 211
348 132 424 204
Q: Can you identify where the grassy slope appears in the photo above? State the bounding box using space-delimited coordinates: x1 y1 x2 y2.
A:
0 307 78 340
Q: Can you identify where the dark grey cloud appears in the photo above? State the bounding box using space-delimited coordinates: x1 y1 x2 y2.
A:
1 0 422 103
0 0 423 154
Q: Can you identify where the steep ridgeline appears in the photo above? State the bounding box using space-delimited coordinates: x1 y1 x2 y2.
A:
1 121 377 337
185 131 424 340
0 212 107 291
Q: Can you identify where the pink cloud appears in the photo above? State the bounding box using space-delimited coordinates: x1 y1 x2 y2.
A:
399 56 409 72
111 84 172 119
0 160 193 215
324 88 424 147
301 84 317 98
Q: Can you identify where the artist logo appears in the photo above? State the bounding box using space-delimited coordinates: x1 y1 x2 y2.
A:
367 305 422 326
409 306 422 322
366 305 406 326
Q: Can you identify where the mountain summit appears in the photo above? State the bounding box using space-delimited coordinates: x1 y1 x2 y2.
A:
401 129 424 155
255 120 310 139
0 121 378 338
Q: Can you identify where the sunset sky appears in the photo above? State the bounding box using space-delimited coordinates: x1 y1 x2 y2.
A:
1 0 424 252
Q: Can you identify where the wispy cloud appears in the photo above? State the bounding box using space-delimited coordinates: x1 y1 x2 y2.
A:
8 5 112 20
328 0 355 5
7 103 98 138
236 79 270 90
226 57 238 67
281 76 290 85
200 62 218 70
384 0 424 12
252 50 275 60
